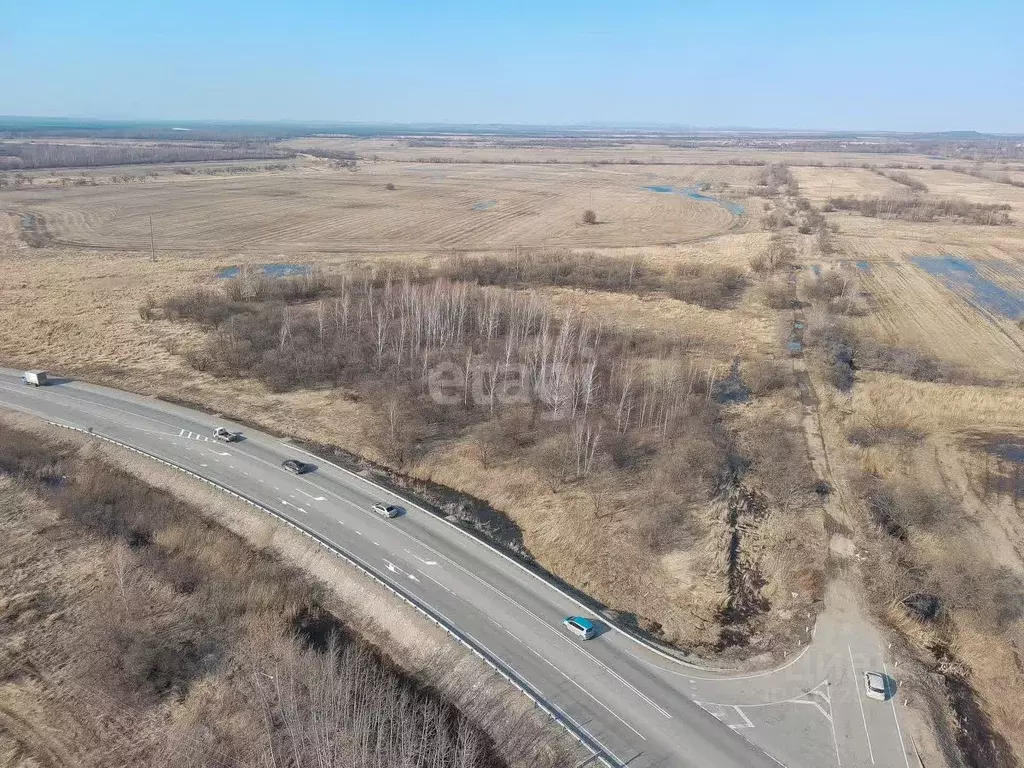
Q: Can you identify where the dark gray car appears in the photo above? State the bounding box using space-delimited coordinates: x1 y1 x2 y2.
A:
282 459 311 474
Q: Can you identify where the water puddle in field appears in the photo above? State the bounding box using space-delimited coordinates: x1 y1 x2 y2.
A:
642 183 745 215
216 263 311 279
471 200 497 211
911 256 1024 320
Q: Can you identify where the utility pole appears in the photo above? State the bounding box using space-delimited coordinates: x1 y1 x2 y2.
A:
149 215 156 262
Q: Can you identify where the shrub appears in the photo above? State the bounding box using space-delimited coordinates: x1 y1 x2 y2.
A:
857 477 950 539
803 271 849 304
761 210 792 230
162 289 248 327
846 424 924 447
858 343 947 382
827 195 1011 225
744 359 789 396
750 234 795 275
816 226 837 255
665 264 746 309
810 317 856 391
762 279 793 309
384 182 396 190
582 209 597 225
886 171 929 192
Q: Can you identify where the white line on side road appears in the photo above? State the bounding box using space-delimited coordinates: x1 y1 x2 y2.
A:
882 660 911 768
848 645 875 765
827 681 842 768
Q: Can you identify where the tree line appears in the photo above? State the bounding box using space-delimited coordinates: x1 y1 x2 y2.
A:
0 141 292 170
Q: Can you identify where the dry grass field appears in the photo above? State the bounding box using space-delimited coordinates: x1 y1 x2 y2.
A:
8 161 749 252
2 135 1024 766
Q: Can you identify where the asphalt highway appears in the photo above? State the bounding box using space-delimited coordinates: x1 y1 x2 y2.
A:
0 370 917 768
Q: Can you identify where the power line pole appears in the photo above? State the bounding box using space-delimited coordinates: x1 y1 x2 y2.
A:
149 215 156 262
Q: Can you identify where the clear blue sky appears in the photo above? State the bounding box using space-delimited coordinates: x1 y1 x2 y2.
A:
2 0 1021 132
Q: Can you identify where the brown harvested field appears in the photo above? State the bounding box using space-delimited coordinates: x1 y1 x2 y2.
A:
847 258 1024 377
7 161 751 252
790 165 908 200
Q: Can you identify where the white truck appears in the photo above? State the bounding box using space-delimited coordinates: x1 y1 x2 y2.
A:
22 370 48 387
213 426 242 443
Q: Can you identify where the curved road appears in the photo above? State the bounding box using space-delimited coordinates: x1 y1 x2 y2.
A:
0 370 916 768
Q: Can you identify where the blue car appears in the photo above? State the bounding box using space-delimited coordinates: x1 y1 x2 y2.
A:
562 616 596 640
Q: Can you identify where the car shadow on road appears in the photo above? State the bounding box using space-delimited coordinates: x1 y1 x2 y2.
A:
24 376 74 387
881 673 898 701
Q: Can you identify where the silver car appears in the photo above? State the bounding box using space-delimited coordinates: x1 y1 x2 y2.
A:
372 502 401 519
864 671 887 701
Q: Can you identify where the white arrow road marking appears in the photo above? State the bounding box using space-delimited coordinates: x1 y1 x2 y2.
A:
280 499 308 514
384 560 420 582
297 489 327 501
207 449 230 456
405 549 438 566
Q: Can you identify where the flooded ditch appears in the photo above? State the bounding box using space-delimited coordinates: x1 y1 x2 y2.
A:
642 183 746 216
215 263 312 279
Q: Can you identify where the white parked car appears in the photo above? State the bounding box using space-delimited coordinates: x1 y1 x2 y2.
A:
864 671 887 701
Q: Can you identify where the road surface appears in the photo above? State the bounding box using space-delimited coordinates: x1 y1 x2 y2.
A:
0 369 917 768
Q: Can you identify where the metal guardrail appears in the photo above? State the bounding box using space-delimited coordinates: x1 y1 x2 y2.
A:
48 421 619 768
